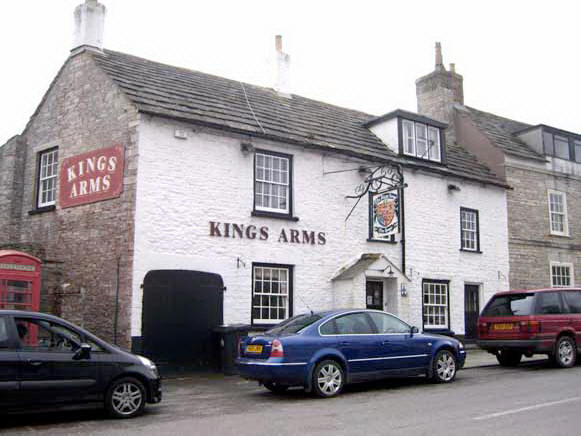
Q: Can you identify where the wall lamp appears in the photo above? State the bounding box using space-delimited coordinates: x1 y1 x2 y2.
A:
240 141 255 155
447 184 461 192
400 283 408 297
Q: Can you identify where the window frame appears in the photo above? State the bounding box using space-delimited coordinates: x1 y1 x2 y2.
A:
460 207 481 252
547 190 569 236
422 279 450 331
550 262 574 288
252 149 295 220
251 262 294 326
36 147 59 209
399 118 444 163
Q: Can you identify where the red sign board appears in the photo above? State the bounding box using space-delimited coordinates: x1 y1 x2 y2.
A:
59 145 124 208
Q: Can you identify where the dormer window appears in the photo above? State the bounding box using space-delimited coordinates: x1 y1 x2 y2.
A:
402 119 442 162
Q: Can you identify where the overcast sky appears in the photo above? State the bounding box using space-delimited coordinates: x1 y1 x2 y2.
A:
1 0 580 146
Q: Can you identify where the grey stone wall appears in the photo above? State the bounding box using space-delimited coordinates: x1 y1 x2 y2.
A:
7 50 140 348
0 135 26 243
416 70 464 126
506 165 581 289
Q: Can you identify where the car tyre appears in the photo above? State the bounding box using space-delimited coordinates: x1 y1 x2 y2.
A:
496 350 522 367
432 349 457 383
106 377 147 419
553 336 577 368
312 359 344 398
264 382 289 394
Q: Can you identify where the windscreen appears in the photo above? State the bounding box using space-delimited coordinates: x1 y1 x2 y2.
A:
481 294 536 317
266 314 322 335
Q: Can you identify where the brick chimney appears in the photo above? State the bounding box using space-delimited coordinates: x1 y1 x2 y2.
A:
72 0 106 53
416 42 463 124
274 35 291 97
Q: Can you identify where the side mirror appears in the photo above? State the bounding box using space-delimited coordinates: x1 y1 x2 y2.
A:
73 343 92 360
410 326 419 336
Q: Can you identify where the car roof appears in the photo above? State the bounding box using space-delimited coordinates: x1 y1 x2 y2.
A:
0 310 69 322
493 287 581 296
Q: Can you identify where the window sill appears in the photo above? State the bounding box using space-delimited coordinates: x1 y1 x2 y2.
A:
549 233 571 239
28 205 56 215
251 210 299 222
367 238 397 244
459 248 482 254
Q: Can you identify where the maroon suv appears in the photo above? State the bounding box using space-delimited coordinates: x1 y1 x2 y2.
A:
477 288 581 368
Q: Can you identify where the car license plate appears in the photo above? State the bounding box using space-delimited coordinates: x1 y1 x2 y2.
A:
493 323 515 331
246 345 263 353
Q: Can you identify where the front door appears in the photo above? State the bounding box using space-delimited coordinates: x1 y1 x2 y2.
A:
366 281 383 310
464 285 480 339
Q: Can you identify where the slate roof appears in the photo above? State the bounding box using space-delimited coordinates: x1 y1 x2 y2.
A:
90 49 506 187
456 105 546 161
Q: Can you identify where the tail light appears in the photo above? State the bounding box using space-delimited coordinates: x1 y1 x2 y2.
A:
270 339 284 358
519 320 541 333
478 322 488 337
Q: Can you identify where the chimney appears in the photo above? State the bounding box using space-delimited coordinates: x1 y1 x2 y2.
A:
72 0 106 53
415 42 463 125
274 35 291 97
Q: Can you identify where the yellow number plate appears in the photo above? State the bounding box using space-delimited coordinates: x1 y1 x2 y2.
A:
493 323 515 331
246 345 263 353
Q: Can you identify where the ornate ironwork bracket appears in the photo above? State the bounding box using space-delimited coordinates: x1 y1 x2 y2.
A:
345 164 406 222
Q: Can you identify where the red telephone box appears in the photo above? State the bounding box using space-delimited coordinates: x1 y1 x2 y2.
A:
0 250 41 312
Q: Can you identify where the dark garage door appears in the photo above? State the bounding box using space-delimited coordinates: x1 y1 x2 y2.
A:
142 270 224 369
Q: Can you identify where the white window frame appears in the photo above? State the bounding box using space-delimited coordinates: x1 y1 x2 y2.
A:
547 190 569 236
37 148 59 208
401 119 441 162
550 262 574 288
254 151 290 215
422 281 449 330
460 208 479 252
252 264 291 325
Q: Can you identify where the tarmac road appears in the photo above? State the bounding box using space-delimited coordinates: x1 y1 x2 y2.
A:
2 356 580 436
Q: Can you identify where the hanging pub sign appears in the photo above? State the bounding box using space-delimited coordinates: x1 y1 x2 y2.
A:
370 191 400 241
59 145 124 208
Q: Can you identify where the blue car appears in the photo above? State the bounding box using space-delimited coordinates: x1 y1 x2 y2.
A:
236 309 466 397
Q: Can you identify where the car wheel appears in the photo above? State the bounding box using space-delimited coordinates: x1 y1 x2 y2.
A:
554 336 577 368
106 377 146 419
496 350 522 367
313 359 344 398
432 349 457 383
264 382 289 394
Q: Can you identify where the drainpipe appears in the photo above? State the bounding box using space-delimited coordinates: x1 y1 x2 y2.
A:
113 255 120 345
397 165 406 275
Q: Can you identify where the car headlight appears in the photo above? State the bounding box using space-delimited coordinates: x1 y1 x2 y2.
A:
138 355 159 375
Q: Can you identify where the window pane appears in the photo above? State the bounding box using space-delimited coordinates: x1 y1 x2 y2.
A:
428 127 441 161
575 141 581 163
536 292 563 314
254 153 290 213
554 136 570 159
368 312 409 334
563 291 581 314
543 132 554 155
38 149 58 207
403 120 415 155
334 313 374 334
416 124 427 158
422 282 449 328
252 266 290 323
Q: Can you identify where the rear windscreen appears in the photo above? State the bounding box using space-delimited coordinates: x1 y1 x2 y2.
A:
481 294 536 317
266 314 322 335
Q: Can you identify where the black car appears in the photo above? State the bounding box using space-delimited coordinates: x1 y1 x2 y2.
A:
0 310 161 418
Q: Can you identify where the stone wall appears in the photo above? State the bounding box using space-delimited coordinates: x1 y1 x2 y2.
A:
9 50 140 348
506 162 581 289
0 135 27 243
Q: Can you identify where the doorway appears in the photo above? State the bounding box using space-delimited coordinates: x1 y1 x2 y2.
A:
141 270 224 369
464 284 480 340
366 281 383 310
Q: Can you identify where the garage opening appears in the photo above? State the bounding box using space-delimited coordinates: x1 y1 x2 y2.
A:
141 270 224 370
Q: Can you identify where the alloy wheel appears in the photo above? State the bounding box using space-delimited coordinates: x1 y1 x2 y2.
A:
317 363 342 396
558 339 574 366
436 351 456 382
111 382 144 416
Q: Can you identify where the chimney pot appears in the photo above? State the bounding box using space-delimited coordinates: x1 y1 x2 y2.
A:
275 35 283 53
449 63 456 73
435 42 444 71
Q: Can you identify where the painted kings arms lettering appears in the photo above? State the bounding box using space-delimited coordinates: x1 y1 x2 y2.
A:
60 145 125 208
209 222 326 245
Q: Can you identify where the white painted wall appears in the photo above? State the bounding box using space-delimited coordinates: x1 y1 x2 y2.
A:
131 116 510 336
369 118 399 154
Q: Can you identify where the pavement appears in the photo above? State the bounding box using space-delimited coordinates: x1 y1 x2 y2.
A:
2 351 577 436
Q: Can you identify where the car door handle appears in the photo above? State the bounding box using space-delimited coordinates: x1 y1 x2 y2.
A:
381 340 390 345
26 360 44 367
339 341 351 346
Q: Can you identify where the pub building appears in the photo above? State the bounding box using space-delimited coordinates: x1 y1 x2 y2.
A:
0 1 510 367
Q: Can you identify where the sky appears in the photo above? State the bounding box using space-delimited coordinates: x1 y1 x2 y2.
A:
1 0 580 146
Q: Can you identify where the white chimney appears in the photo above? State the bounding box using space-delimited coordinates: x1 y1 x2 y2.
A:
274 35 291 97
72 0 106 53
